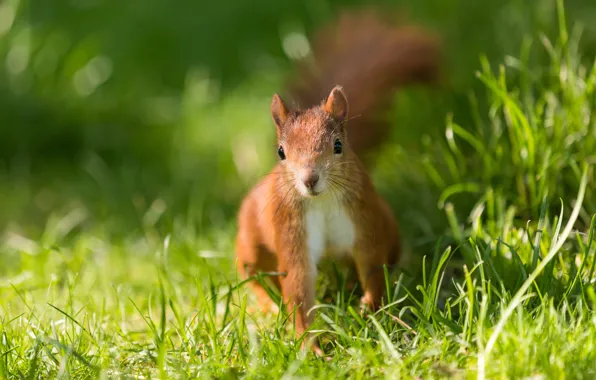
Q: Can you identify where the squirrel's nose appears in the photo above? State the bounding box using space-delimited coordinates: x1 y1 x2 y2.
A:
301 171 320 190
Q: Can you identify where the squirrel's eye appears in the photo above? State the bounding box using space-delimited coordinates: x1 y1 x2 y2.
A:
333 139 343 155
277 146 286 160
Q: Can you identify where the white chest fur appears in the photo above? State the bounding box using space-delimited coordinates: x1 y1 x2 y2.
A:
304 197 356 269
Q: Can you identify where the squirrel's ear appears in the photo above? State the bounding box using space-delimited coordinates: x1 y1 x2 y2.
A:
324 85 349 121
271 94 289 130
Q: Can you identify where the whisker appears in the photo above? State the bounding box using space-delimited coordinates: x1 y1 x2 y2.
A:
330 181 348 203
328 176 354 190
273 186 295 219
329 174 361 188
331 114 363 135
326 159 361 171
327 177 358 200
326 179 342 204
343 114 363 123
258 180 294 217
333 175 360 193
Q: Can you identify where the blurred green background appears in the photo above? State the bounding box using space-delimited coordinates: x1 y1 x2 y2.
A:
2 0 596 246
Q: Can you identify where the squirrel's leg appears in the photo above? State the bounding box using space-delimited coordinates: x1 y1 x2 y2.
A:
279 257 322 355
353 244 391 311
236 236 282 313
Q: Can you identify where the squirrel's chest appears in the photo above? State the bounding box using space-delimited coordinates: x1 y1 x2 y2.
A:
303 200 356 266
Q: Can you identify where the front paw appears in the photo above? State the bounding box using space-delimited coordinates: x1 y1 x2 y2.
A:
311 341 333 361
360 293 381 312
312 342 325 357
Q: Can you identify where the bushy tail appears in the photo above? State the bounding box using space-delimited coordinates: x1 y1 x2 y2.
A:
285 7 442 160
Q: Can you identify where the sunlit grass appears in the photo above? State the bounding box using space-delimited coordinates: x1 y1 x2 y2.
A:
1 181 595 378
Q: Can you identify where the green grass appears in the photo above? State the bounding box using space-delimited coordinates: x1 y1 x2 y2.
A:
3 2 596 379
1 177 596 378
2 184 596 379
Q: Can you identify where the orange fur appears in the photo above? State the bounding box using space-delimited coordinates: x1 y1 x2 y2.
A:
235 86 401 356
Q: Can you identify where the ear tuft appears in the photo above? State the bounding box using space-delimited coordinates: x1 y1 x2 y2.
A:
271 94 289 129
324 85 349 121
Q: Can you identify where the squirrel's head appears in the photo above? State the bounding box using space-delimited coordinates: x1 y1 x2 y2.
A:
271 85 351 198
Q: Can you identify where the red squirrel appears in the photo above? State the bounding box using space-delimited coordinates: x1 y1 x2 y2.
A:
235 8 441 355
